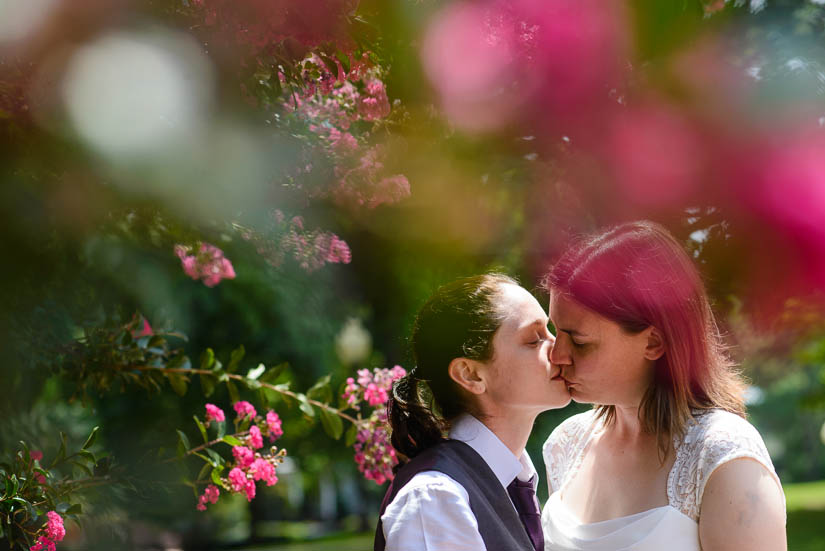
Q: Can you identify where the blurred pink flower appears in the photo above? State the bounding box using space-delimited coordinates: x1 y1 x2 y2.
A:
233 401 257 421
196 484 220 511
175 243 236 287
232 446 255 469
604 102 706 207
266 411 284 441
30 450 43 462
205 403 225 424
248 425 264 449
250 457 279 486
421 0 628 135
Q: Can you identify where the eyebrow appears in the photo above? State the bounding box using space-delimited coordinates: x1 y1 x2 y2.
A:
519 318 549 330
555 327 589 337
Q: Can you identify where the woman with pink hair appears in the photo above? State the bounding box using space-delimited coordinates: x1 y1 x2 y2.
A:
540 221 786 550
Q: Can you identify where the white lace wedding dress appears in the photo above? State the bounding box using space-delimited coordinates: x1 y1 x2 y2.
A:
541 409 784 551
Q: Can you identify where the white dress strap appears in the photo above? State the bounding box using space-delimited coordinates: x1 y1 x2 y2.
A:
667 409 785 522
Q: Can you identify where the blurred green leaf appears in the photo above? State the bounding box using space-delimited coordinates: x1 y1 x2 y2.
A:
320 408 344 440
82 426 99 450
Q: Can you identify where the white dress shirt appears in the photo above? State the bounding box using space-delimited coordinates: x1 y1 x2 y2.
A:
381 414 538 551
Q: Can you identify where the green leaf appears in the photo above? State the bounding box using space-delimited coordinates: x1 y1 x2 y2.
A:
196 462 211 483
320 408 344 440
222 435 243 447
259 362 288 384
210 466 224 487
168 373 188 397
82 426 99 450
307 375 332 403
4 474 18 499
247 363 265 380
194 416 208 444
226 379 240 404
176 430 191 457
227 345 245 373
200 373 216 397
200 348 216 370
65 504 82 515
205 449 224 467
216 421 226 440
344 423 358 447
297 394 315 418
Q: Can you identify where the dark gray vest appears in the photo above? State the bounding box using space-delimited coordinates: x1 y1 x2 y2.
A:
374 439 535 551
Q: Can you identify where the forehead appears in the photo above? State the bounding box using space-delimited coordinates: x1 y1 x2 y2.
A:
496 284 546 328
548 291 599 327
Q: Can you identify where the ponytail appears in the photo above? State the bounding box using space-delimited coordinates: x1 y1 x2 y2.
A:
387 372 444 464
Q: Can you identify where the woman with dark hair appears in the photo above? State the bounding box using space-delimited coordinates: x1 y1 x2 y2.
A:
540 221 786 550
375 273 571 551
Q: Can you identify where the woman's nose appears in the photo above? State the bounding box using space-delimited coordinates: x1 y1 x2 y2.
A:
550 336 572 366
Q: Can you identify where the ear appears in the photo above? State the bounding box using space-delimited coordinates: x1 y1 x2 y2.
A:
447 357 487 395
643 326 665 361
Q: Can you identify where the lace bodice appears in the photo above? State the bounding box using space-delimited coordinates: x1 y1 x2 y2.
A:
542 409 783 522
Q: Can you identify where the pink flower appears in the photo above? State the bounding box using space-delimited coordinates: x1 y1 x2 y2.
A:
196 484 220 511
265 411 283 442
364 383 388 406
352 410 397 484
390 365 406 380
228 467 247 492
174 242 236 288
358 79 391 121
233 401 257 421
250 457 278 486
205 404 225 424
232 446 255 469
228 468 256 501
45 512 65 542
30 450 43 462
30 536 55 551
247 425 263 449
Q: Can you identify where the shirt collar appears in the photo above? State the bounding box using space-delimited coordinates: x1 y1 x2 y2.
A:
449 414 538 490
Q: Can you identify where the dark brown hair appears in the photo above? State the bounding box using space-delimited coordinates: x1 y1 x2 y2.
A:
387 273 517 464
543 220 745 456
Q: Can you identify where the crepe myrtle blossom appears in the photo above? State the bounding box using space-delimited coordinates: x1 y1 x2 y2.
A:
175 243 236 287
353 409 397 485
204 403 225 425
233 401 257 421
342 365 406 410
30 512 65 551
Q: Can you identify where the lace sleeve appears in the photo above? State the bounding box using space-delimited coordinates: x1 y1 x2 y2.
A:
669 410 784 521
542 411 596 495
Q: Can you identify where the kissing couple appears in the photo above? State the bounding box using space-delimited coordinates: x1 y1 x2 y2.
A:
375 221 786 551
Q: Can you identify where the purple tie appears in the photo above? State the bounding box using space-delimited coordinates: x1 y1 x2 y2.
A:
507 478 544 551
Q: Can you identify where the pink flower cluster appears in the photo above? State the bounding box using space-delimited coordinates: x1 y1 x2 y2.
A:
343 365 406 410
196 484 220 511
353 409 397 485
195 402 287 510
284 56 411 210
266 411 283 441
237 211 352 273
30 512 65 551
233 401 257 421
205 403 225 425
175 243 236 287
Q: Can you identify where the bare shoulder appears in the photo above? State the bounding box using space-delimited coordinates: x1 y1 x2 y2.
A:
698 457 787 551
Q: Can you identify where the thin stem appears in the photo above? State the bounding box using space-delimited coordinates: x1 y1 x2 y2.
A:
127 365 361 425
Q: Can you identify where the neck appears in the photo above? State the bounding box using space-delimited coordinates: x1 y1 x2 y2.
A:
479 409 538 457
610 403 646 439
